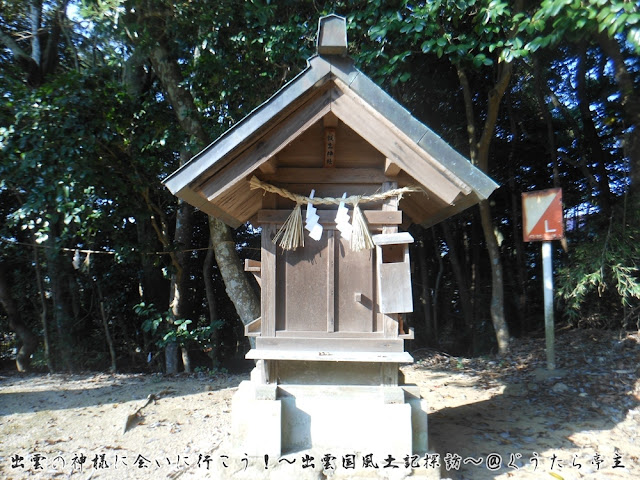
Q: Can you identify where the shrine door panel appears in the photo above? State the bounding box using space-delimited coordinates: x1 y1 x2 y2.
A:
276 233 328 332
334 236 377 332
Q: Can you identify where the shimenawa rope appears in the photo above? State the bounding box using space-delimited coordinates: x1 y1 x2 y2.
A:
249 176 421 251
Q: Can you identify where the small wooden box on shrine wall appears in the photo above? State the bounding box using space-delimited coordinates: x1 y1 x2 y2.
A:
163 14 498 369
374 232 414 315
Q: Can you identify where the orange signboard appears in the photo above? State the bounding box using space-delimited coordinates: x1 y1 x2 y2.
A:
522 188 564 242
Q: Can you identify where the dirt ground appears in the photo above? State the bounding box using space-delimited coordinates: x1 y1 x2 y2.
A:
1 329 639 480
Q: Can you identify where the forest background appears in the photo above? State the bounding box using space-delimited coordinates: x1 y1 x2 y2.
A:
1 0 639 374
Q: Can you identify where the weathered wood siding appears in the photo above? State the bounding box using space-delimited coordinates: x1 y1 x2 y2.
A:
257 115 400 336
272 230 380 334
276 119 385 170
276 233 329 332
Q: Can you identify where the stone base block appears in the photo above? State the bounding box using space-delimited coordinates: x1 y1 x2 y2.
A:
407 397 429 453
279 385 412 455
231 381 430 468
231 381 282 457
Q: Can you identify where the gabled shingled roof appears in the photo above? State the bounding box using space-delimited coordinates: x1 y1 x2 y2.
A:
163 15 498 228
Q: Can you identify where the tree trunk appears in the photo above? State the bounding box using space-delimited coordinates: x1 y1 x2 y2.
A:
164 342 179 375
33 245 53 372
0 0 68 87
505 97 528 332
128 33 206 373
533 56 560 186
441 220 474 348
416 230 434 345
140 164 194 374
457 61 512 354
203 235 220 368
29 0 43 66
142 28 261 349
167 193 194 374
41 0 68 75
0 263 38 372
479 200 509 354
470 210 481 325
95 280 117 373
147 41 209 145
209 217 260 329
135 214 168 356
431 228 444 344
181 347 192 373
136 215 169 311
509 160 528 332
45 231 76 371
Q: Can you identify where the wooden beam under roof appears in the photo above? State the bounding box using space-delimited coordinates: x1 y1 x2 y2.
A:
419 192 483 228
259 167 391 184
163 55 333 196
258 157 277 174
214 180 263 225
398 195 440 226
173 188 243 228
384 159 402 177
254 209 402 226
197 86 332 203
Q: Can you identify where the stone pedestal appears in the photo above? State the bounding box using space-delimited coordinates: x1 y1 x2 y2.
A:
279 384 413 455
231 361 433 477
232 381 282 457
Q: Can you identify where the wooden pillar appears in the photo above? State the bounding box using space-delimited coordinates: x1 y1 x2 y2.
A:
381 181 399 339
327 230 335 332
261 223 277 337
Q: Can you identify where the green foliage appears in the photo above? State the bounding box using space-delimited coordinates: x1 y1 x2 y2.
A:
1 70 129 244
136 302 223 351
349 0 639 88
557 212 640 328
521 0 640 53
349 0 531 86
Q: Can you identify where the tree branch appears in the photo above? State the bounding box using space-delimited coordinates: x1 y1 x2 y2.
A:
0 29 42 85
140 188 183 284
476 61 513 172
0 29 37 64
29 0 43 65
476 0 523 173
147 39 209 146
42 0 70 77
456 64 478 163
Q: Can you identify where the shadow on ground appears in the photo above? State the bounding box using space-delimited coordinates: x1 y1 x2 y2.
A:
417 330 640 479
0 372 248 416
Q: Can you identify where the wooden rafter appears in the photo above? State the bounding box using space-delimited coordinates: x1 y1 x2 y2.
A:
197 87 332 202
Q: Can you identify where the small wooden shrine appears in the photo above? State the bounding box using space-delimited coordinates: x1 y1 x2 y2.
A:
164 15 497 462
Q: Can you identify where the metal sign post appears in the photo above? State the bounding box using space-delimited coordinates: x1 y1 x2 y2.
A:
522 188 564 370
542 241 555 370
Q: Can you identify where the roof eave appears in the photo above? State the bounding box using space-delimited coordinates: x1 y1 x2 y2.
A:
326 56 499 199
163 52 499 228
162 55 333 195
